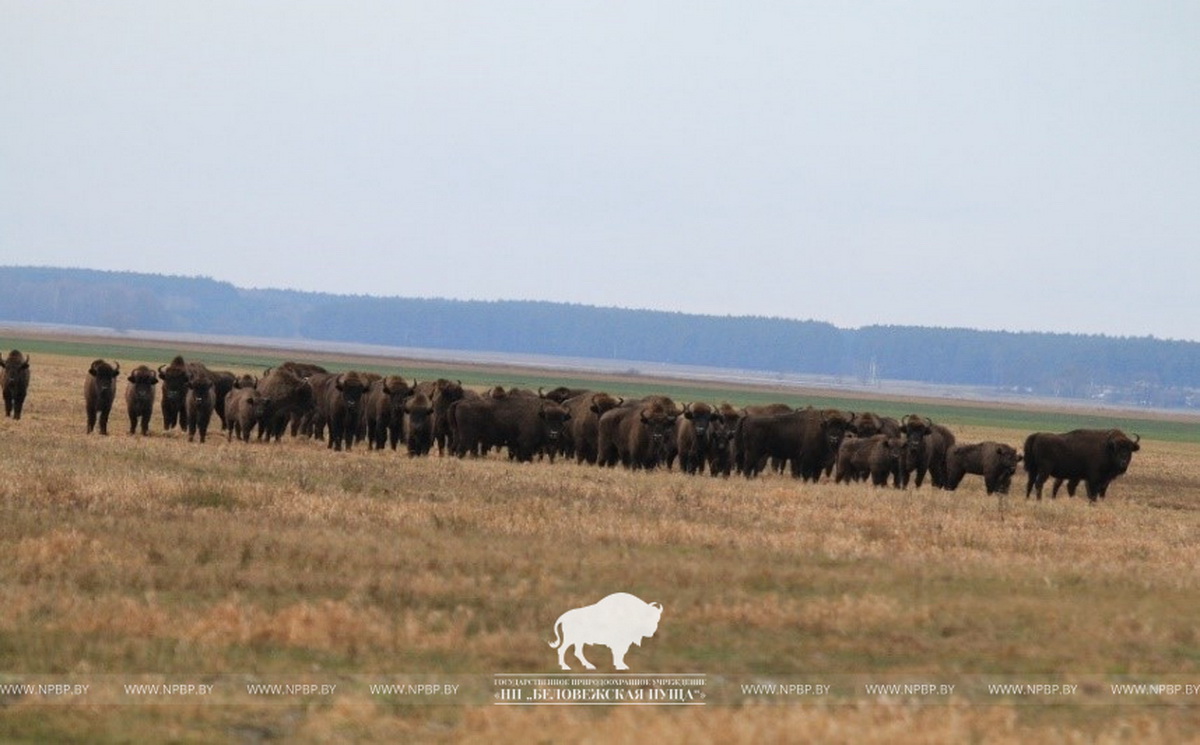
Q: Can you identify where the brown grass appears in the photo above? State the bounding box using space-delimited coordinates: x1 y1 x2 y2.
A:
0 349 1197 742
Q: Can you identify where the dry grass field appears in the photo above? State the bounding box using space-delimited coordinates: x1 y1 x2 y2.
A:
1 342 1198 743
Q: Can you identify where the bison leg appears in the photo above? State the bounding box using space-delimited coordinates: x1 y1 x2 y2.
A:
98 408 110 436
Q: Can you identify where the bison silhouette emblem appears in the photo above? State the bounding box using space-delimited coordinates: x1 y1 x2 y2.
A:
548 592 663 671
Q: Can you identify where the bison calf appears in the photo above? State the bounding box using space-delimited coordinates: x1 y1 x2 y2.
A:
945 442 1022 494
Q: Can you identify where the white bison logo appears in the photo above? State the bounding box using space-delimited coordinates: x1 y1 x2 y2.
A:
548 592 663 671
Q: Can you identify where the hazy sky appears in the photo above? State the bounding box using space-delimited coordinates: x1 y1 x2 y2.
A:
2 2 1198 341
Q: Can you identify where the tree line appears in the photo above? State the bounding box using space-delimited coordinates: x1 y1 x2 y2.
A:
0 266 1195 408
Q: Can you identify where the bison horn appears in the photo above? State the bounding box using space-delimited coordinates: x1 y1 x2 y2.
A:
538 386 546 398
158 364 166 375
113 361 120 374
615 397 624 407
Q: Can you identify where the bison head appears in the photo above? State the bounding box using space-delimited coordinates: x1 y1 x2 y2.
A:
899 414 933 456
1107 431 1141 474
538 402 572 442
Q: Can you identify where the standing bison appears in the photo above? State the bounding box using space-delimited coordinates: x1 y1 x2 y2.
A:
84 359 121 435
835 434 904 486
185 368 216 443
735 407 851 481
310 371 371 451
124 365 158 435
225 384 270 443
364 375 414 451
1024 429 1141 501
675 402 718 475
923 423 957 489
596 399 680 470
897 415 934 488
945 442 1022 494
563 392 623 465
157 356 190 431
1 350 30 420
403 391 434 456
449 395 572 462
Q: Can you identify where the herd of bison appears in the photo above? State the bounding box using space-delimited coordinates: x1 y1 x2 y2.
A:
1 349 1143 502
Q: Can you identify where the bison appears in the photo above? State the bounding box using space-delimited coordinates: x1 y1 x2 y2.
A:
705 404 742 477
945 441 1022 494
449 395 572 462
1 350 30 420
735 407 851 481
256 365 316 442
403 391 434 456
897 414 934 488
562 392 622 465
364 375 414 450
675 402 719 475
835 434 904 486
1024 429 1141 502
310 371 371 451
124 365 158 435
185 368 216 443
596 399 680 471
429 379 471 456
84 359 120 435
225 385 270 443
157 355 190 431
923 423 957 488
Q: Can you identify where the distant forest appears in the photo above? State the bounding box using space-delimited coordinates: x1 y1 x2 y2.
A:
1 266 1197 409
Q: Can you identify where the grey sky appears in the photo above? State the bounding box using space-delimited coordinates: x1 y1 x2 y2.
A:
2 2 1197 341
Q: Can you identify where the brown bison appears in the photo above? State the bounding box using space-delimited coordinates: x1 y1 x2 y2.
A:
923 423 957 488
310 371 371 451
208 369 237 430
449 395 572 462
561 392 621 465
735 407 852 481
429 379 470 456
835 434 904 486
1 350 30 420
256 365 316 441
84 359 121 435
945 442 1022 495
675 402 719 475
705 404 742 477
897 414 934 488
1024 429 1141 502
185 368 216 443
364 375 414 450
124 365 158 435
596 399 680 471
225 385 270 443
157 356 190 431
403 391 434 456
